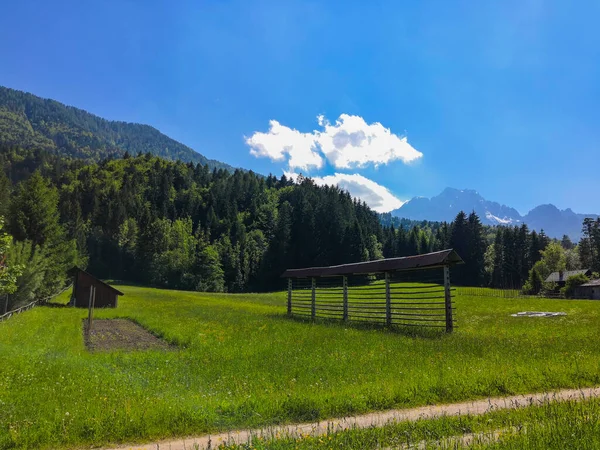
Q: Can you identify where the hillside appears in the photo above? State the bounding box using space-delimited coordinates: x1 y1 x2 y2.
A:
391 187 598 239
0 86 236 170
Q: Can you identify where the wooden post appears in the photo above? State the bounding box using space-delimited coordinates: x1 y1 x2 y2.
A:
385 272 391 326
287 278 293 316
343 276 348 322
87 285 95 334
443 265 453 333
311 277 316 320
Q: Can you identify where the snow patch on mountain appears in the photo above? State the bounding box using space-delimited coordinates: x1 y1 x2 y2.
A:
485 211 518 225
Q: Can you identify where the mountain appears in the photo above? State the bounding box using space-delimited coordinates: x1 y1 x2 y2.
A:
0 86 236 171
391 187 598 240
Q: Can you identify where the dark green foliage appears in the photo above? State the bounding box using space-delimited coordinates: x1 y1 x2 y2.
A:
0 170 10 218
1 149 381 292
562 273 589 299
0 86 236 171
9 172 61 246
8 171 77 298
6 240 47 309
580 218 600 272
3 140 596 294
523 267 543 295
561 234 575 250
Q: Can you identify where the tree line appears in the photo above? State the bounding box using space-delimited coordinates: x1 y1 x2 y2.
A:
1 145 599 308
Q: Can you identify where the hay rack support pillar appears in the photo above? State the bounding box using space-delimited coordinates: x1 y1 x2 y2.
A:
287 278 292 316
385 272 391 326
443 265 453 333
311 277 316 320
342 276 348 322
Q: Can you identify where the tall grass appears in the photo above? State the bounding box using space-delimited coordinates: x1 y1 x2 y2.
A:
1 286 599 449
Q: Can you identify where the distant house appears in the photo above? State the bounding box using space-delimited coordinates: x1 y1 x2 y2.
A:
574 279 600 300
68 267 124 308
545 269 592 287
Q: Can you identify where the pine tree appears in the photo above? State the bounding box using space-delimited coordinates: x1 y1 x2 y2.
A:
10 172 62 246
0 170 10 219
407 226 421 256
465 212 487 286
529 230 542 267
492 228 504 287
449 211 469 284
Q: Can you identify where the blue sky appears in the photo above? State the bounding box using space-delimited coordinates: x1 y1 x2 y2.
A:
1 0 599 214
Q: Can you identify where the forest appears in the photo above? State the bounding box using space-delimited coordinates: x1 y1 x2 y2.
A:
0 86 234 170
1 145 600 310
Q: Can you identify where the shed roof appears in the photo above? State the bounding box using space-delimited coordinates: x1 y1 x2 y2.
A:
580 279 600 287
281 249 464 278
69 267 125 296
545 269 591 283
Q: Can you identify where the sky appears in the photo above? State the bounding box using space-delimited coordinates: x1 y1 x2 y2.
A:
1 0 599 214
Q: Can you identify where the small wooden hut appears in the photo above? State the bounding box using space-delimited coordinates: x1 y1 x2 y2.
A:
574 279 600 300
69 267 124 308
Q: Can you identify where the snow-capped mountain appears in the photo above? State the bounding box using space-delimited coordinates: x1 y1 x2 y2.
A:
390 187 598 239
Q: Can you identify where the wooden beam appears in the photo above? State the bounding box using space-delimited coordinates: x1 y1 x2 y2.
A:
385 272 391 326
443 265 453 333
343 276 348 322
311 277 316 320
287 278 292 316
87 286 94 334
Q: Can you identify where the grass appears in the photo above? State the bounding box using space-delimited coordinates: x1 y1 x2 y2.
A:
217 397 600 449
1 285 600 449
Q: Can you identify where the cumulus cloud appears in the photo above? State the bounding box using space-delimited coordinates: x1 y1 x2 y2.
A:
246 114 422 170
318 114 423 169
285 172 405 213
245 120 323 171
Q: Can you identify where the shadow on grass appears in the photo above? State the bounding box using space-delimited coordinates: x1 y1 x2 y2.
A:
270 313 448 339
44 302 70 308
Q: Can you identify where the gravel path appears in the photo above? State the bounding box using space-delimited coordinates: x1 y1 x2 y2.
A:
104 386 600 450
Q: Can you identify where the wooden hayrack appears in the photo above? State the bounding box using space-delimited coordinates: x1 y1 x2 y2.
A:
281 249 464 333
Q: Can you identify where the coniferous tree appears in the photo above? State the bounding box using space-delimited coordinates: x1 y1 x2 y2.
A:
449 211 469 284
492 228 505 287
465 212 487 286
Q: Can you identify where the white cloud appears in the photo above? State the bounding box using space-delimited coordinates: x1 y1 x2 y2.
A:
246 114 423 170
245 120 323 171
285 171 405 213
317 114 423 169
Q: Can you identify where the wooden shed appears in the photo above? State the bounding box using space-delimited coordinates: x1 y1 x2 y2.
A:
69 267 124 308
574 279 600 300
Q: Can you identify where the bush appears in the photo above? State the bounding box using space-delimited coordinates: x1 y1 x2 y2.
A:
562 273 590 299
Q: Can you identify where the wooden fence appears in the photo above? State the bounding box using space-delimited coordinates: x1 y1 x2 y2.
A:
287 267 456 332
458 286 525 299
0 284 72 323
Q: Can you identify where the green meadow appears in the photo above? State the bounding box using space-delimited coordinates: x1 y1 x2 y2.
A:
1 286 600 449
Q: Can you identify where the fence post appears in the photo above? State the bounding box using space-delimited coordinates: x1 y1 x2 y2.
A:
385 272 391 326
87 286 94 334
287 278 292 316
343 276 348 322
443 265 453 333
311 277 316 320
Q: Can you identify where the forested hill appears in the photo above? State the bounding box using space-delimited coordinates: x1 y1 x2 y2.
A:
0 86 236 171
